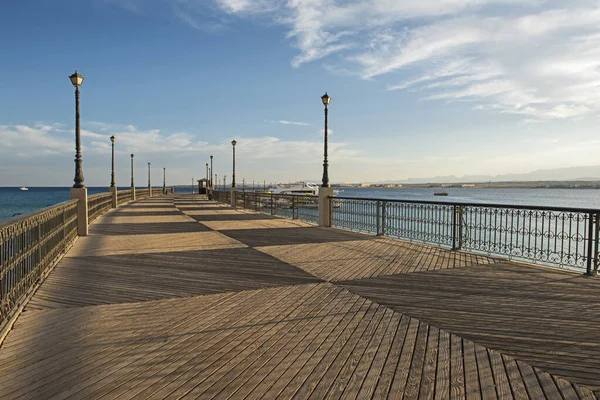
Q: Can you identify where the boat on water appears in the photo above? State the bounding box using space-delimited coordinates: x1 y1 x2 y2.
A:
434 192 448 196
267 182 340 196
19 187 28 191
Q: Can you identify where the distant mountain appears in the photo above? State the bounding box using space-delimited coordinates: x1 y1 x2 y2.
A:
374 165 600 184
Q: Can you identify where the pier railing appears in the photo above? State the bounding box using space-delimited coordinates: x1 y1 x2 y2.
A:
332 197 600 274
0 199 79 330
117 189 132 206
87 193 113 224
214 191 319 225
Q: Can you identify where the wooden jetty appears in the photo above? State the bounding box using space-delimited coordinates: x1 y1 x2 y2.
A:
0 194 598 399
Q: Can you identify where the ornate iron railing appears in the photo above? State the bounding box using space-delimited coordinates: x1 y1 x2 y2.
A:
87 192 113 224
213 191 319 225
0 200 78 328
332 197 600 273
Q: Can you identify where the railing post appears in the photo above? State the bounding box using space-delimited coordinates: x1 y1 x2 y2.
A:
70 187 88 236
318 187 334 227
292 196 296 219
231 187 237 208
270 194 274 215
452 205 463 250
381 201 387 236
376 201 381 235
110 186 117 208
586 212 595 276
593 213 600 276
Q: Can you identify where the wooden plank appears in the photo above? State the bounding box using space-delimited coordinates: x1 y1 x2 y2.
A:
355 311 403 400
463 340 482 400
419 324 439 400
517 361 546 399
371 314 411 399
402 320 429 399
475 344 497 400
488 350 513 400
450 333 465 400
434 329 451 400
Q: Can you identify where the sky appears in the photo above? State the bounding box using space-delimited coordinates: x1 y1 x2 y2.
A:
1 0 600 186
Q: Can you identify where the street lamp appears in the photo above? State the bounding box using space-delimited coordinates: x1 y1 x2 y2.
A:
321 92 331 187
210 155 213 189
224 175 226 189
69 70 85 188
110 136 116 187
163 167 166 194
231 140 237 188
130 154 134 187
148 162 151 194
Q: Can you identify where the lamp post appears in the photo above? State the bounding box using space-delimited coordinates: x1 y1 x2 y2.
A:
231 140 237 188
69 70 88 236
69 71 85 188
215 174 218 191
163 167 166 194
148 162 151 196
224 175 226 189
210 155 213 188
321 92 331 187
110 136 116 187
130 154 136 200
109 136 118 208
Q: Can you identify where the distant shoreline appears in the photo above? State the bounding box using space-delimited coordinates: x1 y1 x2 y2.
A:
333 181 600 189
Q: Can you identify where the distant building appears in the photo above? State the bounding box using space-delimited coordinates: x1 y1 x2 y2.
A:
360 183 371 187
462 184 475 187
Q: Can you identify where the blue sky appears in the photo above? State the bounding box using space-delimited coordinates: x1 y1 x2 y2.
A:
1 0 600 186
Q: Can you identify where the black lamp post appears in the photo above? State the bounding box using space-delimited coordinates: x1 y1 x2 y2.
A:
231 140 237 188
321 92 331 187
147 162 151 191
224 175 226 190
163 167 166 193
210 155 213 189
110 136 116 187
69 70 85 188
130 154 134 187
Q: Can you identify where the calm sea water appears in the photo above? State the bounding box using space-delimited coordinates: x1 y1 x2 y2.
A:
2 186 600 223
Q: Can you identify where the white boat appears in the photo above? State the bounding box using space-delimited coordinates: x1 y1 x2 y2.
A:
268 182 321 196
19 187 28 191
267 182 340 196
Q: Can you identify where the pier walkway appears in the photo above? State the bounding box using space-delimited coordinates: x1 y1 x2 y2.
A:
0 194 598 399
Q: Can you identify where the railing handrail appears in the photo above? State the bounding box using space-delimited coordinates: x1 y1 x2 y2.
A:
0 199 79 230
88 192 113 200
331 195 600 214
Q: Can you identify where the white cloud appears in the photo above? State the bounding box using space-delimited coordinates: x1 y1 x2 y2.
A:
266 119 310 126
203 0 600 121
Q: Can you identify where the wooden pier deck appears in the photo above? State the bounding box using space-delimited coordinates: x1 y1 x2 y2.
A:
0 194 598 399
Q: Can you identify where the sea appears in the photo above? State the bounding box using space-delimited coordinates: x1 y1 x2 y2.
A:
2 186 600 223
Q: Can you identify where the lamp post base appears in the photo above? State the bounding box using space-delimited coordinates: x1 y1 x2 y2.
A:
318 186 334 227
131 186 136 200
70 187 89 236
231 187 237 208
110 186 118 208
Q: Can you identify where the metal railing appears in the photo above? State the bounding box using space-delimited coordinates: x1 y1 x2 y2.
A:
117 189 132 206
213 190 319 225
87 192 113 224
0 199 78 328
332 197 600 273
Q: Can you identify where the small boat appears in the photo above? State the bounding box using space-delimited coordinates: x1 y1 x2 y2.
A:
19 187 28 191
434 192 448 196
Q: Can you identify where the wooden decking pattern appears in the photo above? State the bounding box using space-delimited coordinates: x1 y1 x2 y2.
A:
0 194 598 399
256 238 499 282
